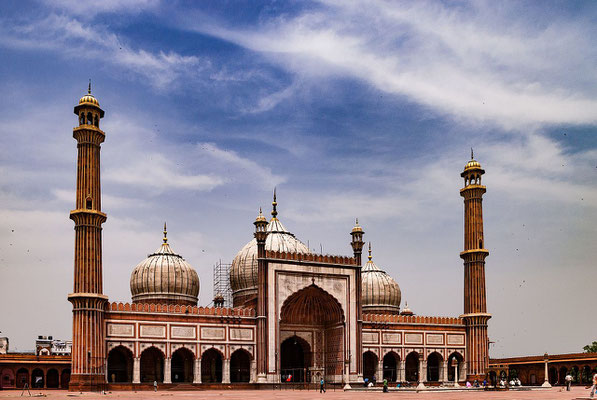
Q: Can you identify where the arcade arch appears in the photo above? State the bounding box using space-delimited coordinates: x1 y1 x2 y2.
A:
363 351 378 383
230 349 251 383
383 352 400 382
405 352 419 382
171 348 194 383
140 346 164 383
107 345 134 383
201 348 223 383
427 352 442 382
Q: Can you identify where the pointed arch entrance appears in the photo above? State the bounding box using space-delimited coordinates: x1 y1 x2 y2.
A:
279 284 345 383
171 348 194 383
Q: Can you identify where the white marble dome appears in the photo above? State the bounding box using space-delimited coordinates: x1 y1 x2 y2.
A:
361 243 401 314
130 225 199 306
230 198 310 307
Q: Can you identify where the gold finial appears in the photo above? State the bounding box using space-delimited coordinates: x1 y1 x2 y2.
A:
368 242 372 261
163 222 168 243
471 147 474 160
271 187 278 219
88 79 92 95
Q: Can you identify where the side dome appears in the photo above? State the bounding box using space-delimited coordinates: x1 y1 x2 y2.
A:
130 224 199 306
361 243 401 314
230 193 310 307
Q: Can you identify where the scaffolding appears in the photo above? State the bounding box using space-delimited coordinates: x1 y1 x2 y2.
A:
212 259 233 308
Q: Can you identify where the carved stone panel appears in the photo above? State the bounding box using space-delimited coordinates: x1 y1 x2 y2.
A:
426 334 444 345
200 326 226 340
107 323 134 338
382 332 401 344
140 324 166 338
447 334 465 345
171 326 196 339
229 328 253 341
404 333 423 344
363 331 379 344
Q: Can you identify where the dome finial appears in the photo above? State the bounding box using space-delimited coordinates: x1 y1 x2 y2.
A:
368 242 372 261
471 147 474 160
271 187 278 219
88 79 92 95
163 221 168 244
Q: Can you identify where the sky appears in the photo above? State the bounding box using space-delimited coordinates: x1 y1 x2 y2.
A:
0 0 595 358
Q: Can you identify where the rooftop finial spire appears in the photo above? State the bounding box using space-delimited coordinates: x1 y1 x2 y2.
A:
368 242 372 260
471 147 474 160
163 222 168 244
88 79 92 94
271 187 278 219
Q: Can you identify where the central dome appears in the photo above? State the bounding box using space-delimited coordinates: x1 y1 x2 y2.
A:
130 224 200 306
230 193 310 307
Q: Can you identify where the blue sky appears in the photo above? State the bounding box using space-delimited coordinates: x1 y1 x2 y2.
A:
0 0 596 357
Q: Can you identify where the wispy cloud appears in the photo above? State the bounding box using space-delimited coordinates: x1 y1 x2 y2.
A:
188 0 597 128
0 13 202 88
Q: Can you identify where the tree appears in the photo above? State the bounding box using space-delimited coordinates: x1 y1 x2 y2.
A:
583 341 597 353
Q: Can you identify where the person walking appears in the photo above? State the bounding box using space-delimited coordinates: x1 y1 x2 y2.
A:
565 373 572 391
153 380 158 392
320 377 326 393
383 378 388 392
589 372 597 399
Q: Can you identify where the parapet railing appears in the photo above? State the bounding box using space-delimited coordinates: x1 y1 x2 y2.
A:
265 250 356 265
363 313 464 325
106 302 255 317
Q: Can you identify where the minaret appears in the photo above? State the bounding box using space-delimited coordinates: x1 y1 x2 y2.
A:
254 207 268 382
68 82 108 391
459 149 491 381
350 219 365 379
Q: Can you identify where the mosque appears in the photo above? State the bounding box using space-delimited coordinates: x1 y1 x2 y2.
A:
67 87 491 391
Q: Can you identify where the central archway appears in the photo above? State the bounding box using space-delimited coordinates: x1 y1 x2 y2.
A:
279 284 345 383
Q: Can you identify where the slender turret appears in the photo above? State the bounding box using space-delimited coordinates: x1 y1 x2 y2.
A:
68 83 108 391
460 150 491 381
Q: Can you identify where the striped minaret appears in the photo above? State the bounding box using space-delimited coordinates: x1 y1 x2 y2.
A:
68 82 108 391
460 149 491 382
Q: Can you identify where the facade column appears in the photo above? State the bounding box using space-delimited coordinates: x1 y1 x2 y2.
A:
399 360 406 383
163 358 172 384
416 356 426 389
441 360 448 383
222 359 231 384
250 359 257 383
454 363 459 386
542 354 551 387
377 359 383 383
193 359 201 384
133 357 140 384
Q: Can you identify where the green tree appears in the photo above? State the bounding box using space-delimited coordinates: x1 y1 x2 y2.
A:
583 341 597 353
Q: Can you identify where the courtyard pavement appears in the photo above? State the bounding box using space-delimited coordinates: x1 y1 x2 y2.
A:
0 387 594 400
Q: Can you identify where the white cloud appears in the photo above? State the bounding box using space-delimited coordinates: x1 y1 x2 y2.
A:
0 13 202 89
189 0 597 128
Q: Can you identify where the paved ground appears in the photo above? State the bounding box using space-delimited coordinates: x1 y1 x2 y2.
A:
0 387 594 400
